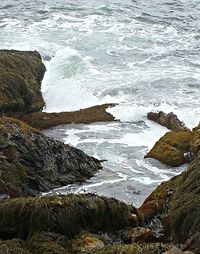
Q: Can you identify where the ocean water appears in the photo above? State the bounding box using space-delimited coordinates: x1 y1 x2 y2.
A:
1 0 200 206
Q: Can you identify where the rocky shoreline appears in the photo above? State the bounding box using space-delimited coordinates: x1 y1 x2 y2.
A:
0 50 199 253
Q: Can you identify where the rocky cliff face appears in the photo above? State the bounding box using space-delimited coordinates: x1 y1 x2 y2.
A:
0 117 102 197
0 50 45 115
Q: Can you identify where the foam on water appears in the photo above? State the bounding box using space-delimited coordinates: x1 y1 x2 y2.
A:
1 0 200 204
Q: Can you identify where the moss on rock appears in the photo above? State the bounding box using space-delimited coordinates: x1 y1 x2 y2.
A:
0 194 141 240
145 131 193 166
0 50 46 115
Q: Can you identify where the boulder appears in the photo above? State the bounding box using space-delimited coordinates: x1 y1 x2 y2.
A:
0 50 45 115
145 131 194 167
21 103 116 130
0 117 102 196
147 111 189 132
0 194 142 240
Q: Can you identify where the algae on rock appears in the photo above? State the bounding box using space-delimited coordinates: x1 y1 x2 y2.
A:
0 50 46 115
145 131 193 167
0 194 142 240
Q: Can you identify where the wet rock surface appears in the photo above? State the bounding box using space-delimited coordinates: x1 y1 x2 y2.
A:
0 50 45 115
147 111 189 132
20 103 116 130
0 117 102 196
145 131 193 167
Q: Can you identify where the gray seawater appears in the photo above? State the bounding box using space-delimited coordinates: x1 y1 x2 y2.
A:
1 0 200 206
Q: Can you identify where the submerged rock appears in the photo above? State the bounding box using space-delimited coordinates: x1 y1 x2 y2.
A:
0 194 142 240
145 131 193 167
0 117 102 196
0 50 45 115
21 103 116 129
147 111 189 132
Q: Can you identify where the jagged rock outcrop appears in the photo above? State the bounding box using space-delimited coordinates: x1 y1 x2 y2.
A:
147 111 189 132
139 157 200 253
20 103 116 130
0 50 45 115
145 131 193 167
0 117 102 197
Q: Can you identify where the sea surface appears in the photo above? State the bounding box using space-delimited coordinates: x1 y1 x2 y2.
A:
1 0 200 206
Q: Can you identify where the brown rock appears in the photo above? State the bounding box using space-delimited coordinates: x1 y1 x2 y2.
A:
145 131 194 167
147 111 189 132
20 103 116 129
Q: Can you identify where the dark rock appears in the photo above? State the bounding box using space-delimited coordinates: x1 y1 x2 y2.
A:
20 103 116 130
0 194 142 240
147 111 189 132
0 50 45 115
145 131 194 167
0 117 102 196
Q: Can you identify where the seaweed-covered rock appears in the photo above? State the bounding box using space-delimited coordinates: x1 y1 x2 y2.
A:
68 231 105 253
140 156 200 252
0 50 45 115
89 243 174 254
139 176 178 242
0 194 141 239
147 111 189 132
190 124 200 159
0 117 102 196
27 232 69 254
145 131 193 166
113 227 157 244
21 104 115 130
0 239 30 254
170 158 200 252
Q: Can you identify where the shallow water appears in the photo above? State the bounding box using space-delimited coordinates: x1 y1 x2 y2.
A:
1 0 200 206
